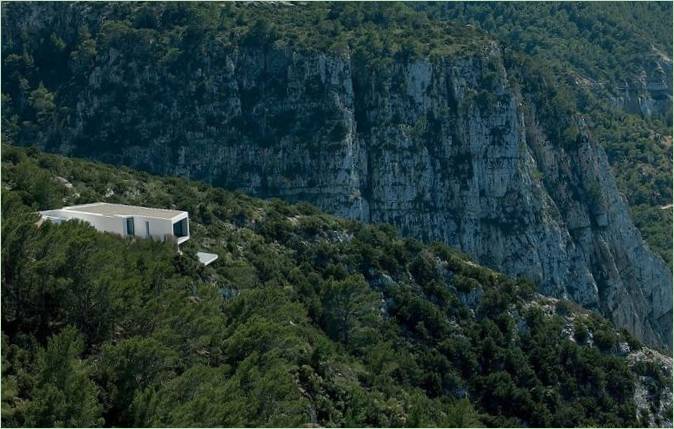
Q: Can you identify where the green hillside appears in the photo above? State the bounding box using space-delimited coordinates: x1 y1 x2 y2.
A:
2 145 671 427
418 3 672 88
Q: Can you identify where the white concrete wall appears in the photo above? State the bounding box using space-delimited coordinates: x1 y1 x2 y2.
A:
40 210 126 236
129 216 173 241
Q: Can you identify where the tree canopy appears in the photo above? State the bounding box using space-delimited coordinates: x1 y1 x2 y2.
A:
2 145 671 427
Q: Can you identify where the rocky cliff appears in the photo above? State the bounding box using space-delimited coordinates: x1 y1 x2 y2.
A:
1 3 671 350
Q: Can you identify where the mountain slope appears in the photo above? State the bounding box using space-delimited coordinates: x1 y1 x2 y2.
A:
417 2 673 120
2 145 672 427
413 1 673 266
0 2 671 350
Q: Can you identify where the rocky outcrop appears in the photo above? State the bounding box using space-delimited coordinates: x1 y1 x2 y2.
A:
573 49 673 118
628 348 674 427
2 4 671 349
613 50 672 118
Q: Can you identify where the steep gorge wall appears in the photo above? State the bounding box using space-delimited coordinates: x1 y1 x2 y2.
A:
2 5 671 349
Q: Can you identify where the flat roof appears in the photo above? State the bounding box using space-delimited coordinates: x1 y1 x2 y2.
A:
62 202 187 221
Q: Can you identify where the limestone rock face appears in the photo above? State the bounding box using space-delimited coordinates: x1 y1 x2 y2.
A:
2 4 671 349
611 51 673 117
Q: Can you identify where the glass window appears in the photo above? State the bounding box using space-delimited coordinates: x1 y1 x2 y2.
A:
126 217 134 235
173 218 187 237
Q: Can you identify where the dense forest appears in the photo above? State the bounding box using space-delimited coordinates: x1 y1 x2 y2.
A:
2 145 672 427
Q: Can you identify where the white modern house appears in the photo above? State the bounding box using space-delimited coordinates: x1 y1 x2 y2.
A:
39 202 190 244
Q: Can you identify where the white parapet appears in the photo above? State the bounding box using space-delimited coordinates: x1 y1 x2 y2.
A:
196 251 219 266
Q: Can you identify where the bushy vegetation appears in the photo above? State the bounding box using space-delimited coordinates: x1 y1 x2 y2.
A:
418 3 671 89
2 145 669 427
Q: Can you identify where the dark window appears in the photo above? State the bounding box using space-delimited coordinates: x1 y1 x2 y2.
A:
126 217 134 235
173 218 188 237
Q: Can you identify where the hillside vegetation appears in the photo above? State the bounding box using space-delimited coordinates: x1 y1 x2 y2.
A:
2 145 672 427
419 3 672 90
